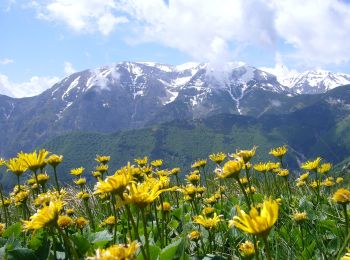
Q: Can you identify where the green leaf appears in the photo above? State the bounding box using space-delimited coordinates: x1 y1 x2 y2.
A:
202 254 226 260
159 238 184 260
28 229 45 250
90 230 113 248
137 245 161 260
300 241 316 259
168 219 179 230
2 222 22 239
7 248 38 260
71 234 91 256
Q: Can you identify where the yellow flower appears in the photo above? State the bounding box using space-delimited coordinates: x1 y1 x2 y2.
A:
104 216 117 225
37 173 50 184
170 167 181 175
336 177 344 184
245 186 257 194
229 198 279 237
0 223 5 236
66 208 75 216
123 179 171 208
96 164 109 173
23 200 64 231
6 158 27 176
1 199 11 207
74 178 86 186
46 154 63 167
57 215 73 229
332 188 350 204
193 213 221 230
317 163 332 174
18 149 49 171
70 167 85 176
301 157 322 171
321 177 335 187
204 196 217 205
240 177 248 185
231 146 257 163
296 180 306 187
298 172 309 181
186 173 200 185
191 159 207 169
0 158 5 167
202 206 215 217
266 162 280 172
309 180 321 189
209 152 227 164
77 191 90 200
134 156 148 167
181 184 197 198
217 160 242 179
87 241 139 260
151 159 163 168
157 202 172 212
188 230 201 241
75 217 89 229
253 162 269 173
14 190 29 206
341 248 350 260
292 211 308 223
94 169 133 195
276 169 289 177
95 155 110 165
239 240 256 257
269 145 287 159
92 171 102 178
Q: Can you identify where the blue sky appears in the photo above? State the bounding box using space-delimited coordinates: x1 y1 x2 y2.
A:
1 0 350 97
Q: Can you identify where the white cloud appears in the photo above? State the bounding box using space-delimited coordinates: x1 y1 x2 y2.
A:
260 53 299 87
272 0 350 66
28 0 350 67
0 74 59 98
64 61 76 75
0 58 14 65
38 0 128 34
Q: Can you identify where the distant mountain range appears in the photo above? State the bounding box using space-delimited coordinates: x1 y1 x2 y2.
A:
1 61 350 161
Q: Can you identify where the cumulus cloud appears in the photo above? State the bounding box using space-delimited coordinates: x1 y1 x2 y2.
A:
64 61 76 75
27 0 350 67
260 53 299 87
0 58 14 65
0 74 59 98
37 0 128 35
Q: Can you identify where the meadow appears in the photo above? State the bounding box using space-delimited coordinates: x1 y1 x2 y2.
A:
0 146 349 259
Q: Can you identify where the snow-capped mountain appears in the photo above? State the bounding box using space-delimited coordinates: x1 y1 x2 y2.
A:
1 61 350 157
283 70 350 94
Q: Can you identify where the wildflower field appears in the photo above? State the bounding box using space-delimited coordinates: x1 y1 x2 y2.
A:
0 146 349 259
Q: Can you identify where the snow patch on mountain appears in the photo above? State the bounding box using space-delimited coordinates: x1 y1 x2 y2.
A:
286 70 350 94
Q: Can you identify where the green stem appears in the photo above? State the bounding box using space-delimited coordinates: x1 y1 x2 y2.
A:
111 194 118 243
57 227 79 260
252 235 260 260
141 207 150 260
83 199 95 231
299 224 305 251
33 169 40 194
262 236 272 260
125 205 148 260
17 175 20 191
53 167 61 195
153 203 162 247
236 177 251 209
343 204 349 237
0 185 8 226
245 167 254 205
